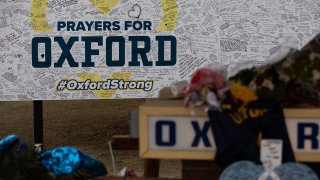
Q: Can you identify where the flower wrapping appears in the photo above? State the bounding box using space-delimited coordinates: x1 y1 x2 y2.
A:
40 146 107 177
0 135 20 152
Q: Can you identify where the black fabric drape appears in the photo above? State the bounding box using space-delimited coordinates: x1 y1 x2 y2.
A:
208 101 295 167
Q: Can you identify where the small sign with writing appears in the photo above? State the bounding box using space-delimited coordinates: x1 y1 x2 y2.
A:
260 139 283 169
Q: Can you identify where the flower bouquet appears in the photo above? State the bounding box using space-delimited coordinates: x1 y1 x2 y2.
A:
183 67 227 110
184 33 320 110
181 34 320 168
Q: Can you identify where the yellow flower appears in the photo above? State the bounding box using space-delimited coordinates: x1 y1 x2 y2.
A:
230 82 258 103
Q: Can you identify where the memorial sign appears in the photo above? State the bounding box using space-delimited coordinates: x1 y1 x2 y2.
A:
139 100 320 161
0 0 319 100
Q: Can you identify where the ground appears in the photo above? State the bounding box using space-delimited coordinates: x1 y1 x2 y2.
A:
0 99 181 178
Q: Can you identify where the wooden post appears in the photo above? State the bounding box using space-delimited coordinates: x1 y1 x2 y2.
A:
182 160 223 180
144 159 160 177
111 135 139 150
33 100 44 152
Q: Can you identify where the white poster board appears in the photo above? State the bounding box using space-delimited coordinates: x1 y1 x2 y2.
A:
0 0 319 100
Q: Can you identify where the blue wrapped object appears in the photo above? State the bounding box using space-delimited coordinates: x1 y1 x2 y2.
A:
78 150 107 177
17 141 29 152
40 146 107 177
0 135 20 152
40 147 80 175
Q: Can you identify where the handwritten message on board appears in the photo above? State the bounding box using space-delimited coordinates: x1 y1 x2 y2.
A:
0 0 319 100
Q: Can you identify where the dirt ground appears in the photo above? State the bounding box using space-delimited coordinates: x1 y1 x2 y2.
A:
0 99 181 178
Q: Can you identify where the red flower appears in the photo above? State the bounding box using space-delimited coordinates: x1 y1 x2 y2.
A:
185 68 226 93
